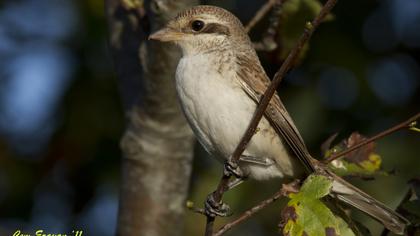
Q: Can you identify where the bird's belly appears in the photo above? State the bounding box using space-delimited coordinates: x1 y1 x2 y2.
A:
176 57 300 180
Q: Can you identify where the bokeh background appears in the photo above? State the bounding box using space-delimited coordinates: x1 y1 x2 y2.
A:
0 0 418 235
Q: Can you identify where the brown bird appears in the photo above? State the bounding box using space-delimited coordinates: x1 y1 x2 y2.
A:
150 5 409 234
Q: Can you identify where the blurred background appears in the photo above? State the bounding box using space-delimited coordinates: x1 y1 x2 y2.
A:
0 0 418 235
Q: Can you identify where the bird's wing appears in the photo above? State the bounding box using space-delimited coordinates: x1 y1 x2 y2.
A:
235 53 315 172
235 53 410 234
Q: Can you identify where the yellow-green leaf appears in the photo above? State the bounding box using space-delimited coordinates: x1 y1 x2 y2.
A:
282 175 355 236
323 132 384 177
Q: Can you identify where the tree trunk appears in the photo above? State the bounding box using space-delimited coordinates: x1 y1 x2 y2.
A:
104 1 198 235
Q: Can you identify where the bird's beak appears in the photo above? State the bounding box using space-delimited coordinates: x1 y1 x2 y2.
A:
149 27 183 42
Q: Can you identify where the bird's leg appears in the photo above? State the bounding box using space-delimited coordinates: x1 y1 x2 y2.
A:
224 157 244 178
240 154 275 166
204 177 246 217
227 177 245 190
225 154 275 178
205 193 231 217
205 153 272 217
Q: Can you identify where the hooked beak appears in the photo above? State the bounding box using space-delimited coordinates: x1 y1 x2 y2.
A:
149 27 183 42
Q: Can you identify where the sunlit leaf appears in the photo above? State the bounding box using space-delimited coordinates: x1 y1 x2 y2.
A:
336 217 357 236
281 174 355 236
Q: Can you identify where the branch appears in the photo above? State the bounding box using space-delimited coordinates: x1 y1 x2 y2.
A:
323 112 420 164
244 0 278 33
253 0 286 51
214 181 299 236
204 0 338 235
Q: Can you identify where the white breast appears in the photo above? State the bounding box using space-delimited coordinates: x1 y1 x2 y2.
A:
175 54 299 180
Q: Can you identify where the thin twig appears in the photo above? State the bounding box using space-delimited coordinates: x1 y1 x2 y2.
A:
229 0 338 169
409 124 420 133
204 175 230 235
186 200 206 215
214 191 283 236
214 181 299 236
204 0 338 235
323 112 420 164
254 0 286 51
245 0 278 33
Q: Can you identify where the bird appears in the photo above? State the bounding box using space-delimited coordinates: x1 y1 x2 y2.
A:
149 5 409 235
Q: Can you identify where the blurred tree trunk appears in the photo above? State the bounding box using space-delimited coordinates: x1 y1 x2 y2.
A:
105 0 198 235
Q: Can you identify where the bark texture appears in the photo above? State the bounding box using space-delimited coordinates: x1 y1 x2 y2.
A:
105 0 198 235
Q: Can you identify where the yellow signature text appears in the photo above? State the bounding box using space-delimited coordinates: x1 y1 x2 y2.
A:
13 230 83 236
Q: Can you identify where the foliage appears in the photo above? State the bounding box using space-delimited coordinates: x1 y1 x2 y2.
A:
322 132 385 178
281 174 354 236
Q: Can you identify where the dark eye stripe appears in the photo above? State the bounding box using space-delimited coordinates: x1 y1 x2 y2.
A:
201 23 230 35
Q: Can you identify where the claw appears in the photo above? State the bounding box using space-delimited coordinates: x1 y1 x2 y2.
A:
224 158 244 178
205 193 232 217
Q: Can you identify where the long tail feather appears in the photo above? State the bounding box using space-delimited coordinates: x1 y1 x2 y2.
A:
328 171 410 235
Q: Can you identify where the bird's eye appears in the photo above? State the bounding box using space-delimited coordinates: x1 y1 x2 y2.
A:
191 20 205 32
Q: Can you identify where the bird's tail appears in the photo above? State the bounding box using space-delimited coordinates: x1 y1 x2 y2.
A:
327 170 410 235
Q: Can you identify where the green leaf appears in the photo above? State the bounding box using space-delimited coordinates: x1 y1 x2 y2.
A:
329 153 384 177
281 174 355 236
298 174 333 199
336 217 356 236
323 132 385 177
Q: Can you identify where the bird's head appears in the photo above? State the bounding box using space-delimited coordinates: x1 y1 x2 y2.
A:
149 5 250 55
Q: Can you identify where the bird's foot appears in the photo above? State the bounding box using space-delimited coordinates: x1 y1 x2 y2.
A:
224 158 244 178
205 193 231 217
